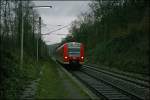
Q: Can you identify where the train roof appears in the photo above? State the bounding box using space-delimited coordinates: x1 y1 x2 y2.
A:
56 42 83 50
67 42 82 48
67 42 81 45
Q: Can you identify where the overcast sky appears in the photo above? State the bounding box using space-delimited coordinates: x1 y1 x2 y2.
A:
33 1 91 45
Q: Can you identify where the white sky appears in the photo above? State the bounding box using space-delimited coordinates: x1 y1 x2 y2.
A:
33 1 91 45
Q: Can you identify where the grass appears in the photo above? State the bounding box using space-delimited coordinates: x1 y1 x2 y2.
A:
35 59 89 99
1 47 89 99
0 49 42 99
35 59 66 99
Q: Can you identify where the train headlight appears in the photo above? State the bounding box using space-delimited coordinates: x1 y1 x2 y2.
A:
81 56 84 59
64 56 68 59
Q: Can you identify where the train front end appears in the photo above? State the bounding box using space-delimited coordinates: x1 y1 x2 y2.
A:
64 42 84 65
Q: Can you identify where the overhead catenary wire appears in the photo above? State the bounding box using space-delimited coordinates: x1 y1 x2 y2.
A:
42 23 72 35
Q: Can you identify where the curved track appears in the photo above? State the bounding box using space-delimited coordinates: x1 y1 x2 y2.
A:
69 65 149 100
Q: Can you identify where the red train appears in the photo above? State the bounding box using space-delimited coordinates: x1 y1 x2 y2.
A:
56 42 84 66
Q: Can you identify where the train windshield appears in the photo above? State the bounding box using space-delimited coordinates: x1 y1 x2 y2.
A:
68 47 80 56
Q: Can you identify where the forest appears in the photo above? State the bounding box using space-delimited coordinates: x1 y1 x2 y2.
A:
0 1 49 99
0 0 149 99
65 0 149 75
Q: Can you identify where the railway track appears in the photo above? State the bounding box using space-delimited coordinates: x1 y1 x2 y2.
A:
69 65 149 100
85 64 150 87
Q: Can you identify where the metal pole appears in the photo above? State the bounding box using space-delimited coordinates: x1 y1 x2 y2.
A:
32 12 35 58
36 42 38 61
0 0 2 50
0 0 1 35
20 1 24 67
39 17 41 58
37 17 41 62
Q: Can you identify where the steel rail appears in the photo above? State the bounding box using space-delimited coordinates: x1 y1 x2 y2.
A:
79 65 150 100
83 65 150 88
72 71 133 100
85 64 150 83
